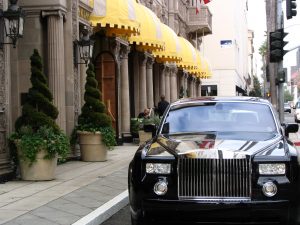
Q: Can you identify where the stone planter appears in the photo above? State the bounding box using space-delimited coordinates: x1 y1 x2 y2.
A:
78 131 107 162
138 130 152 145
18 148 57 181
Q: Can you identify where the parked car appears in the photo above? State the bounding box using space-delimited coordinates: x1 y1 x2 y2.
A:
128 97 300 225
284 102 292 113
295 102 300 123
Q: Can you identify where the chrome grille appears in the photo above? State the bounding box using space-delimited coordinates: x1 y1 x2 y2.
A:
178 158 251 199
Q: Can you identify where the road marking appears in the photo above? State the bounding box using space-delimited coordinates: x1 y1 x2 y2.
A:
72 190 129 225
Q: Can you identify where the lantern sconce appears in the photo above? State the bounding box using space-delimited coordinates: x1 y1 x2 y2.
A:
74 27 94 66
0 0 25 48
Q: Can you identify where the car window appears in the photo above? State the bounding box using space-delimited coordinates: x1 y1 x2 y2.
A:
162 102 277 134
296 102 300 109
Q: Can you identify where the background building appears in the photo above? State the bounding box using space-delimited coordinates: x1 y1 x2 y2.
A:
200 0 250 96
0 0 213 180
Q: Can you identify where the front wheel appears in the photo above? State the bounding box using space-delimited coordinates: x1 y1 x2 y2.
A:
131 214 146 225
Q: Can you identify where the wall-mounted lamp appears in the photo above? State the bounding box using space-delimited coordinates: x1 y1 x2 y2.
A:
0 0 25 48
74 27 94 66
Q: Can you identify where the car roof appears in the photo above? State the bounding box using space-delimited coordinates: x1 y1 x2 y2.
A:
171 96 271 106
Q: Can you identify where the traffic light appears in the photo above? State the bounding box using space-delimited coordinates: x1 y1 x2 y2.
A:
286 0 297 20
276 70 286 84
269 29 288 63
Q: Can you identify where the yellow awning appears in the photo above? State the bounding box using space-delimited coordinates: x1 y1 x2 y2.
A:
153 23 182 63
186 50 202 74
177 37 198 69
128 4 164 52
188 56 212 79
90 0 140 37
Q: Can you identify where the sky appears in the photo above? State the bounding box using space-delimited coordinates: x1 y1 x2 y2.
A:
247 0 300 82
247 0 266 81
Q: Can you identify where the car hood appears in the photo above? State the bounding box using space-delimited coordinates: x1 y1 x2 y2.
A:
146 132 286 159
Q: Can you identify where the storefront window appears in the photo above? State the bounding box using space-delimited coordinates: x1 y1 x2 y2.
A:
201 85 218 96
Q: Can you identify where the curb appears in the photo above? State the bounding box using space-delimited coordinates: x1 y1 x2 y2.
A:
72 190 129 225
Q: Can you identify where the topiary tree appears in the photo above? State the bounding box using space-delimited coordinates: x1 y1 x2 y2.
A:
77 63 116 148
15 49 59 132
10 49 69 164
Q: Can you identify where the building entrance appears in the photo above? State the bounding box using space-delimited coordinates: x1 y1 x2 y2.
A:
95 53 117 132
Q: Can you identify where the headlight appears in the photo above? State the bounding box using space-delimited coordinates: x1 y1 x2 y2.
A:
259 163 286 175
146 163 171 174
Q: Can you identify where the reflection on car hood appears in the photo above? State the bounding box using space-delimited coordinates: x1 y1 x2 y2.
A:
147 132 286 159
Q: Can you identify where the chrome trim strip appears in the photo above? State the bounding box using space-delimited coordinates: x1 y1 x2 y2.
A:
178 197 251 202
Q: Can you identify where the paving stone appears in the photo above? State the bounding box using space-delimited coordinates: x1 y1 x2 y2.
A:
63 196 105 209
9 213 60 225
31 206 80 225
47 198 92 217
0 209 27 225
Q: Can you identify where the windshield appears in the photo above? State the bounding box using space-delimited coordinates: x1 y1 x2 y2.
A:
161 102 277 135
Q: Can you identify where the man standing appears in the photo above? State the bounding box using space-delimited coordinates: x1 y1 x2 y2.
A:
157 95 169 117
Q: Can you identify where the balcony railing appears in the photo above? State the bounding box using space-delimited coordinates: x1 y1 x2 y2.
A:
187 6 212 36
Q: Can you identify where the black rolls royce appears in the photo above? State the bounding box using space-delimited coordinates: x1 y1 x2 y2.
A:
128 97 300 225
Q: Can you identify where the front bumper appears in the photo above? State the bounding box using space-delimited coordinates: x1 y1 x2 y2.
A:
138 199 290 224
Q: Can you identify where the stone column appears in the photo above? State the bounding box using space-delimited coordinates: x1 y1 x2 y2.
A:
193 77 196 97
153 63 160 106
134 52 140 117
120 45 131 138
188 76 194 97
42 10 66 131
170 66 178 102
146 57 154 108
197 79 202 97
159 64 166 98
184 74 188 97
139 53 147 113
165 66 171 102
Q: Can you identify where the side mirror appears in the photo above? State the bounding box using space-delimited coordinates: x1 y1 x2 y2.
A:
162 123 170 134
283 123 299 137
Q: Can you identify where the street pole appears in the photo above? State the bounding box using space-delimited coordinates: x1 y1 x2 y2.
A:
277 0 284 123
267 0 278 108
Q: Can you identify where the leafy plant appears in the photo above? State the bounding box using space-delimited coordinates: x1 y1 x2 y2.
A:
10 126 69 164
9 49 70 164
130 115 161 135
75 63 116 149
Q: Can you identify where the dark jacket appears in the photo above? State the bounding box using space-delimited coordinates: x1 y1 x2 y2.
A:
157 100 169 116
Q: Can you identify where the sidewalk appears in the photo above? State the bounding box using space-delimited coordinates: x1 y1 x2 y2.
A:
0 144 138 225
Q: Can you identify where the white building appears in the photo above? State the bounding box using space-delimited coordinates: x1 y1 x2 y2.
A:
200 0 250 96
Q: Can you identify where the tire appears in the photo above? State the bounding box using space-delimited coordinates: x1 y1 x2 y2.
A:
131 214 145 225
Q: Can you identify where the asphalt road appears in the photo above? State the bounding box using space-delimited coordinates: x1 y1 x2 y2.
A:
102 112 296 225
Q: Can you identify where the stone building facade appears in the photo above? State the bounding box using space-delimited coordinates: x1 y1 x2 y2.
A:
0 0 212 180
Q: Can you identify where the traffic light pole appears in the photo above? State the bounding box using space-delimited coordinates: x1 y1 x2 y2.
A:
277 0 284 123
267 0 278 108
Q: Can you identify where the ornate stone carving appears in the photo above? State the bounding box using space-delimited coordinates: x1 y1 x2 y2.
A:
0 0 7 154
138 52 148 66
109 38 121 64
146 56 154 69
120 45 131 60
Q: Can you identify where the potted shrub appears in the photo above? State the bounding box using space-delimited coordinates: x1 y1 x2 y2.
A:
75 63 116 161
138 115 161 145
9 49 69 181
